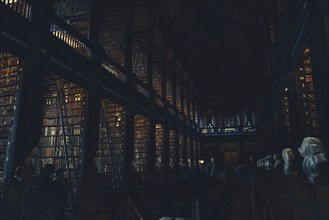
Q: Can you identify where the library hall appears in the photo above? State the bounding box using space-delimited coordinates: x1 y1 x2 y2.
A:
0 0 328 219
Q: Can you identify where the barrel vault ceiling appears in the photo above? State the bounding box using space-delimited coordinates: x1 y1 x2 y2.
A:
141 0 266 104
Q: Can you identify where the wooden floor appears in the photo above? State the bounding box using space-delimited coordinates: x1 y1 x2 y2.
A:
160 176 259 220
66 169 329 220
259 170 329 220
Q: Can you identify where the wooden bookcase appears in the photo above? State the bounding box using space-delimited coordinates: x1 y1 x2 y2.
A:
282 95 291 142
99 3 130 65
134 114 149 174
178 133 184 161
0 51 23 191
190 98 194 121
295 47 319 137
168 129 175 168
99 99 125 187
52 0 90 37
175 78 181 112
166 71 173 105
183 88 188 117
155 123 164 174
132 38 148 84
39 77 86 210
152 57 162 97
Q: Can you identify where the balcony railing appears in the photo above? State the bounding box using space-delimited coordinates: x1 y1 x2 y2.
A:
1 0 32 20
201 126 256 135
49 13 92 59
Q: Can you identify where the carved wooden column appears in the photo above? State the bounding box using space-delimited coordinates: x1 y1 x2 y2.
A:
12 1 50 170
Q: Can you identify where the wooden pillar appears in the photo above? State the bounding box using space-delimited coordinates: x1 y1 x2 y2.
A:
80 76 100 214
88 0 100 44
12 1 50 171
122 2 136 187
124 106 135 187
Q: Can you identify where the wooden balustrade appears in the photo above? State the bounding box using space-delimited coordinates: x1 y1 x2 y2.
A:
0 0 32 19
48 13 92 59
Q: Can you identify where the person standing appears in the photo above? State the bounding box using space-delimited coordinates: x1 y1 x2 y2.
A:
3 166 27 220
20 164 57 220
24 147 42 180
53 168 69 220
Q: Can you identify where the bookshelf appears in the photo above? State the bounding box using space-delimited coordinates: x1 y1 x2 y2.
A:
176 77 181 112
39 78 86 210
282 95 291 142
168 129 175 169
0 51 23 190
178 134 184 161
166 70 173 105
296 47 319 137
99 3 130 65
152 57 162 97
132 39 148 84
52 0 90 37
99 99 125 187
155 124 164 173
134 114 149 174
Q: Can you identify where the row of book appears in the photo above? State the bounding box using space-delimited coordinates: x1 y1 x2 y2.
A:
43 109 83 118
152 62 162 97
42 117 82 126
38 79 86 210
41 146 79 157
39 135 80 146
134 115 148 171
169 129 175 163
0 52 21 190
98 100 126 184
155 124 164 163
100 24 126 56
